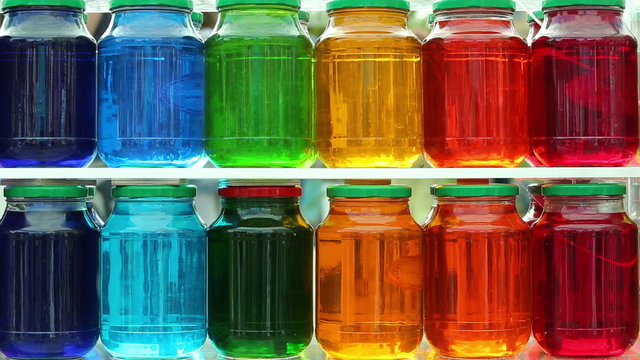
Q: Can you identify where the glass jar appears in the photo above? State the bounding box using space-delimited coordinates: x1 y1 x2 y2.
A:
531 184 639 356
522 182 544 226
98 0 205 168
315 0 423 168
0 0 96 167
0 186 100 358
86 185 104 228
100 185 207 358
316 185 423 359
208 185 314 358
531 0 639 167
424 185 531 358
423 0 529 168
205 0 315 168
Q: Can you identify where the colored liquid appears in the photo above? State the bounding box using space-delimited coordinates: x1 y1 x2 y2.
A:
531 10 639 167
0 33 97 167
98 11 204 168
0 206 100 358
531 207 639 356
423 17 529 168
208 198 314 358
315 10 423 168
205 11 316 168
101 199 207 358
316 199 423 359
424 199 531 358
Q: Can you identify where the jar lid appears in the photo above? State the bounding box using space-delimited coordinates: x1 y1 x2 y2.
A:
327 185 411 198
542 183 626 196
5 185 88 198
113 185 197 198
542 0 624 9
433 184 519 197
191 10 203 22
433 0 516 11
111 0 193 10
327 0 410 12
87 186 97 197
298 9 309 20
528 9 543 21
2 0 85 10
219 186 302 197
217 0 300 9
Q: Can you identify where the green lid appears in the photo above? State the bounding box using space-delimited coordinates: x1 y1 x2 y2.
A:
542 183 626 196
327 185 411 198
298 9 309 20
217 0 300 9
113 185 197 198
428 12 435 24
86 186 96 197
191 10 203 22
433 184 519 197
3 0 85 10
433 0 515 11
4 185 88 198
527 9 543 21
111 0 193 10
327 0 410 11
542 0 624 9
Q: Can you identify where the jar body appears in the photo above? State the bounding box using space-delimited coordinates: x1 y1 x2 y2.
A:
0 200 100 358
205 5 315 168
531 197 639 356
316 198 423 359
423 9 529 168
208 198 314 358
424 197 531 357
315 8 423 168
531 7 639 167
100 198 207 358
0 8 97 167
98 8 205 168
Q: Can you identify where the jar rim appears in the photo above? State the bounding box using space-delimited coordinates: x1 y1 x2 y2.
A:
219 186 302 198
2 0 84 11
542 0 624 10
433 0 515 12
110 0 192 11
112 185 196 198
432 184 519 197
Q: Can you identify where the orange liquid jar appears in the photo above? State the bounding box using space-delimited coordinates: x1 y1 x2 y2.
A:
424 185 531 358
316 185 423 359
423 0 529 167
315 0 423 168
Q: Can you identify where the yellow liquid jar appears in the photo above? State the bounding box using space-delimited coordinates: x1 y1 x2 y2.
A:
315 0 423 168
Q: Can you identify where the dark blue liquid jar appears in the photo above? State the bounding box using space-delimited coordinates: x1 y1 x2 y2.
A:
0 185 100 358
0 0 97 168
98 0 205 168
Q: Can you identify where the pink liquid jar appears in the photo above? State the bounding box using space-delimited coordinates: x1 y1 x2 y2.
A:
530 0 639 167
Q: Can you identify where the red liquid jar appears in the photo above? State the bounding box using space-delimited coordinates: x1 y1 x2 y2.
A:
423 0 529 168
531 184 639 357
530 0 639 167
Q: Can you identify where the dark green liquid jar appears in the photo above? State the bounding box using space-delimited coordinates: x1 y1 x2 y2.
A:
208 185 314 358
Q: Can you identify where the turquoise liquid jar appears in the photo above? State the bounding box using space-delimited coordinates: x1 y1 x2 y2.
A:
204 0 316 168
100 185 207 358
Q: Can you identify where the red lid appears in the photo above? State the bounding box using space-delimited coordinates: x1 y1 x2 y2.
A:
218 186 302 198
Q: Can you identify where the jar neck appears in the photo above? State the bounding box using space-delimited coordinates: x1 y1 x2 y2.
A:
543 196 626 214
216 4 300 27
113 197 195 215
220 197 302 217
544 6 623 26
434 7 515 24
2 7 86 33
111 6 192 28
435 197 519 216
6 198 87 212
329 198 411 216
328 8 409 28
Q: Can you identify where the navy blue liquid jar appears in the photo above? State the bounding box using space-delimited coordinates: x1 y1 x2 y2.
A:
0 0 97 167
0 186 100 358
98 0 205 168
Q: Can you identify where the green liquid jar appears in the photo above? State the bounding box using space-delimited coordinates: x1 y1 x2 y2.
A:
208 186 314 358
204 0 316 168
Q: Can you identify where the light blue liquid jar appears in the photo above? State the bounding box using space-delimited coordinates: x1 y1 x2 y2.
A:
100 185 207 358
98 0 205 168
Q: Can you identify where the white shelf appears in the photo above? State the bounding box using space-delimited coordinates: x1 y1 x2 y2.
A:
0 167 637 180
